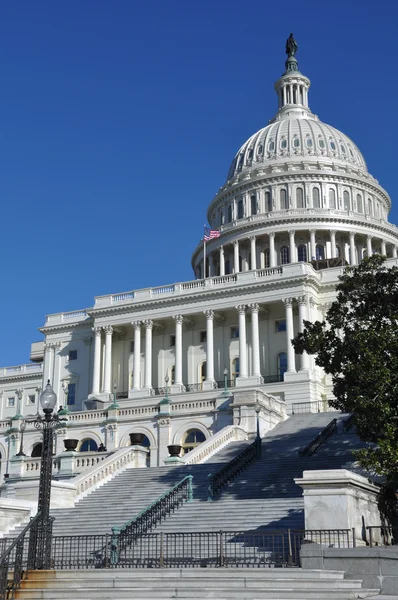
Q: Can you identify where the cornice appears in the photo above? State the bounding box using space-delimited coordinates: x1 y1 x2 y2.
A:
39 320 93 335
0 372 43 384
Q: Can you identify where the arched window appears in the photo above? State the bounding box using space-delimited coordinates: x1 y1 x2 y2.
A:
296 188 304 208
265 191 272 212
312 187 320 208
293 137 300 148
368 198 373 215
237 199 244 219
200 362 206 384
79 439 98 452
280 189 288 210
170 365 175 385
232 357 240 381
357 194 363 213
182 429 206 454
227 205 232 222
316 244 325 260
31 443 42 458
298 244 307 262
277 352 288 379
250 195 257 216
281 138 287 149
306 137 313 148
343 191 350 211
318 138 325 149
280 246 290 265
329 188 336 209
264 248 270 268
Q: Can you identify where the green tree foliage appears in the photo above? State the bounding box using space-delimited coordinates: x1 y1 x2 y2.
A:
292 255 398 481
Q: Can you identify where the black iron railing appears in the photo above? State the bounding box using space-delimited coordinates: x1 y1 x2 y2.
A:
0 512 45 600
366 525 394 547
342 413 355 432
291 400 331 414
263 373 283 383
298 418 338 457
215 379 236 389
116 391 128 399
207 438 261 501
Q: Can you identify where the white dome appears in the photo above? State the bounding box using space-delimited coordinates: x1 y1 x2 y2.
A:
227 115 367 182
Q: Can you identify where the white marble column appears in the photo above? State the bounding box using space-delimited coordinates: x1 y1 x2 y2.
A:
173 315 184 390
289 230 296 263
92 327 102 395
43 342 55 386
103 325 113 394
233 240 239 273
349 232 356 265
144 320 153 390
283 298 296 373
393 246 398 258
330 230 337 259
269 232 276 268
250 236 257 270
310 229 316 260
381 240 387 256
202 310 215 390
249 303 262 379
219 245 225 276
132 321 141 391
297 296 310 371
366 235 373 257
236 305 248 379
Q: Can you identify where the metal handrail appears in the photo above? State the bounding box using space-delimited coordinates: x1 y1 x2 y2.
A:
299 418 338 457
342 413 355 433
208 438 261 501
0 512 44 600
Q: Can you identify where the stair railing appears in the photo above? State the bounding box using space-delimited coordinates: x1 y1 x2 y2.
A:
342 413 355 433
0 512 45 600
299 418 338 457
207 437 261 501
110 475 193 564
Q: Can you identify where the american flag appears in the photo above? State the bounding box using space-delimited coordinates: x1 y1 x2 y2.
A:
204 226 221 241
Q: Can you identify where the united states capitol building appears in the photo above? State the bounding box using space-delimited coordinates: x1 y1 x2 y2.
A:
1 39 397 473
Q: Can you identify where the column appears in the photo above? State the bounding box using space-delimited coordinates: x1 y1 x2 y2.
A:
132 322 141 390
297 296 310 371
92 327 102 395
330 230 336 259
349 232 356 265
269 232 276 268
381 240 387 256
250 236 257 270
283 85 286 106
249 304 261 377
209 253 215 277
203 310 215 389
310 229 316 260
103 325 113 394
283 298 296 373
236 305 248 378
366 235 373 257
173 315 183 387
43 343 55 386
233 240 239 273
144 320 153 390
289 230 296 263
393 246 398 258
219 245 225 276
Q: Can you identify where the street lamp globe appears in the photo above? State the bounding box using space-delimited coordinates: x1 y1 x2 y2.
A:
40 380 57 412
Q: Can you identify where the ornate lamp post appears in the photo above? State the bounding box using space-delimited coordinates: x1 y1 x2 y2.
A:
221 368 231 397
108 380 119 410
254 402 261 459
15 419 26 457
31 380 66 569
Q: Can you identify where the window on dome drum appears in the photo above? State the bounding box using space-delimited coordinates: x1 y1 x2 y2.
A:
316 244 325 260
306 138 313 148
280 189 288 210
349 147 354 158
344 191 350 211
269 141 275 152
130 341 134 353
264 248 270 268
280 246 290 265
265 191 272 212
257 144 263 155
237 199 244 219
232 357 240 381
318 138 325 149
199 331 207 344
294 137 300 148
281 139 287 149
335 245 341 258
312 187 320 208
80 439 98 452
329 188 336 209
357 194 363 213
251 195 257 215
225 259 231 274
275 320 286 332
330 141 336 151
182 429 206 454
230 326 239 339
239 255 243 272
7 397 15 408
298 244 307 262
277 352 288 379
340 144 346 153
368 198 373 215
68 350 77 361
296 188 304 208
200 361 207 384
227 205 232 223
67 383 76 406
170 335 176 348
170 365 175 385
248 148 253 159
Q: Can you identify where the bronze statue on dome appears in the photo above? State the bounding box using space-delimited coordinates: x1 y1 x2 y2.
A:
286 33 298 57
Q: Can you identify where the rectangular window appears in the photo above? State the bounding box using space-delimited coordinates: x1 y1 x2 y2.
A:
67 383 76 406
7 397 15 407
230 326 239 339
28 395 36 405
68 350 78 361
199 331 207 343
130 341 134 353
275 319 287 332
170 335 176 347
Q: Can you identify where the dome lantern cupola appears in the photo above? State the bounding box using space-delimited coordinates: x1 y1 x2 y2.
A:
274 33 311 114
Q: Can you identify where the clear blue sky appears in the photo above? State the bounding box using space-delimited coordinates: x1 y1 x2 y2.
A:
1 0 397 366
